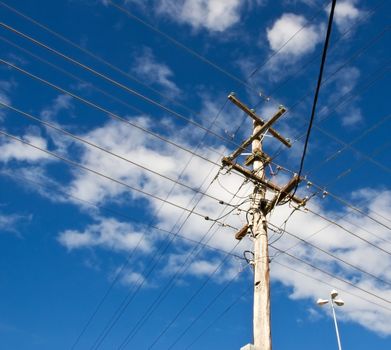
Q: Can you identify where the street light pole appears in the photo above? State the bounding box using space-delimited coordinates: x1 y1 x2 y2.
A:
316 290 344 350
329 297 342 350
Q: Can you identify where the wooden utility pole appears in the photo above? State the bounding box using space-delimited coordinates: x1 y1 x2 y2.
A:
222 93 304 350
251 120 271 350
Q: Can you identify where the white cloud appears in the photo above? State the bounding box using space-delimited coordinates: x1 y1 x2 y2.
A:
0 133 51 163
156 0 244 32
328 0 363 33
266 13 323 57
58 217 153 253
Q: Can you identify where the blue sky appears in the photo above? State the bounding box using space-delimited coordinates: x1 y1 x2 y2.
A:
0 0 390 349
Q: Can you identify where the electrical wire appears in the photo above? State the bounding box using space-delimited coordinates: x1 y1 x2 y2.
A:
0 169 247 350
0 169 241 261
72 99 234 348
289 0 337 200
269 58 391 169
309 114 391 176
268 223 391 287
306 208 391 256
183 286 252 350
147 243 243 349
0 35 154 116
165 266 247 350
231 0 387 138
247 0 329 79
3 19 388 176
272 134 391 230
103 0 269 100
89 175 232 350
269 140 391 259
0 102 236 210
268 0 387 97
0 130 236 227
114 182 249 350
272 260 391 312
0 59 222 167
270 245 391 306
0 58 257 188
0 22 240 148
0 0 233 122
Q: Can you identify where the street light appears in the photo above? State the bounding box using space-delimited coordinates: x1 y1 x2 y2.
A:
316 290 344 350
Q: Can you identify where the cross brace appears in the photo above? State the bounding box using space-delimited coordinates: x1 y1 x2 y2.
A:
228 94 291 150
222 157 304 206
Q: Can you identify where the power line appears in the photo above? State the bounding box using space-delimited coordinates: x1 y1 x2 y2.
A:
86 94 245 350
0 129 235 227
0 118 249 350
0 101 249 349
114 183 250 350
270 245 391 306
0 169 241 261
247 0 328 79
83 98 248 349
183 286 252 350
147 244 243 349
266 67 391 230
306 207 391 256
0 102 234 210
290 0 337 199
231 19 389 144
268 0 387 97
3 20 384 182
272 260 391 313
0 22 239 147
0 35 151 116
0 0 230 122
269 140 391 258
165 267 247 350
270 59 391 166
11 19 386 238
103 0 268 100
0 59 222 167
91 182 248 350
309 113 391 176
278 159 391 235
257 27 391 174
268 223 391 287
0 169 247 349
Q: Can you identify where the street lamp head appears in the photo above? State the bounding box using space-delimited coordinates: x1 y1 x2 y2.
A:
316 298 329 306
330 289 339 299
334 299 345 306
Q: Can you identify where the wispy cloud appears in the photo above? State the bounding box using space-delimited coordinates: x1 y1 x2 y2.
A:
0 79 17 120
40 94 73 121
131 47 181 98
0 209 32 237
